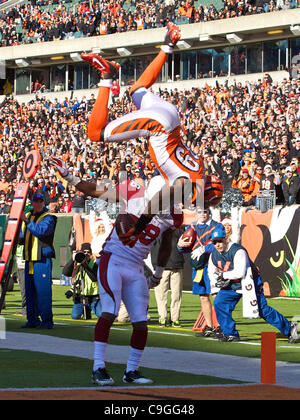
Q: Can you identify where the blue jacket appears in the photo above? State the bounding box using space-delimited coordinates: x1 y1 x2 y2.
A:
21 208 57 260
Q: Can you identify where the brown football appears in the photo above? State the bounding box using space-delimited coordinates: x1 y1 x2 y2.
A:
179 227 197 247
115 213 137 236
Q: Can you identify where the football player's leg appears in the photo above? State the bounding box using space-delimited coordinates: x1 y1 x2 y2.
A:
122 272 149 374
88 82 110 142
81 55 120 142
93 254 122 371
129 23 180 98
129 50 168 101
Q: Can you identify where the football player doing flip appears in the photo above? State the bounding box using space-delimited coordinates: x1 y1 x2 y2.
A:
80 23 207 247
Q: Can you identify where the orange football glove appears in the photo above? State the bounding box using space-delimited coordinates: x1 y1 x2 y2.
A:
118 227 139 248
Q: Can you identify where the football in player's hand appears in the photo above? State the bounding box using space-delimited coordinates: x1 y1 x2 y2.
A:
178 227 196 248
115 213 137 236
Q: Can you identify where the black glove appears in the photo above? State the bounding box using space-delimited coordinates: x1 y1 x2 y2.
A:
65 289 74 299
216 272 231 289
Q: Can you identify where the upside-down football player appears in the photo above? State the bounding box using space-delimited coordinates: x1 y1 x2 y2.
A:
79 23 221 247
50 158 182 386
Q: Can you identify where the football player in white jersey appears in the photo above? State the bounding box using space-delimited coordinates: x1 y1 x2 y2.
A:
50 157 182 386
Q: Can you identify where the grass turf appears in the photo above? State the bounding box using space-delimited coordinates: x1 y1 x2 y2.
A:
0 349 244 389
1 284 300 365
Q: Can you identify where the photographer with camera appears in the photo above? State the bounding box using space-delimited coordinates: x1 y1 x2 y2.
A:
63 243 101 320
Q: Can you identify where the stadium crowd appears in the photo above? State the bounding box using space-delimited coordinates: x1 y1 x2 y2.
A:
0 73 299 213
0 0 298 47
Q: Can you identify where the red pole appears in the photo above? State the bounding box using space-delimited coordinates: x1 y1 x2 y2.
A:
261 331 276 384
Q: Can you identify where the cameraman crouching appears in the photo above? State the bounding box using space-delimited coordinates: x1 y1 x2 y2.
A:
63 243 101 320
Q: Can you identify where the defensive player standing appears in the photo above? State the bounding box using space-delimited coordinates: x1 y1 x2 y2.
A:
50 157 183 385
81 23 205 247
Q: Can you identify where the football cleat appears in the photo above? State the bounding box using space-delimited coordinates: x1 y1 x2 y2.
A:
218 335 240 342
123 370 153 385
92 368 115 386
81 53 120 79
288 322 299 343
164 22 181 47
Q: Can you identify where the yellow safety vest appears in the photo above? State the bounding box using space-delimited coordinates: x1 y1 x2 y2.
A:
22 211 56 262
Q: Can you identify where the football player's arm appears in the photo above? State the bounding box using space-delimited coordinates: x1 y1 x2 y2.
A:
75 181 120 203
134 178 189 235
49 156 120 202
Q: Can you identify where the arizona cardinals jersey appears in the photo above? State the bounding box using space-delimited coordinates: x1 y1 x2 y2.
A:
102 180 183 264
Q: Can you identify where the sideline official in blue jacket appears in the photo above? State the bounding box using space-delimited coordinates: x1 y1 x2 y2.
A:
20 193 57 329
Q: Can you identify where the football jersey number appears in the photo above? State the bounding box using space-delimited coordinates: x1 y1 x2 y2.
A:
175 146 200 172
139 224 160 246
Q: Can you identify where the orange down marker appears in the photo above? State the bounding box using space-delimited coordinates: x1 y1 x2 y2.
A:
261 331 276 384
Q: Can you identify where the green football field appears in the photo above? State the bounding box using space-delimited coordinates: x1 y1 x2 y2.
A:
0 284 299 389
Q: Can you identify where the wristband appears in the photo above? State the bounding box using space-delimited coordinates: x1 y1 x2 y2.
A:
161 45 173 54
98 79 113 88
65 173 81 186
134 214 153 234
154 266 164 279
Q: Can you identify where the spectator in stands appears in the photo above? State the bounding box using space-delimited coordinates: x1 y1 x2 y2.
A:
61 193 73 213
232 168 255 206
71 190 86 213
282 166 300 205
0 0 297 48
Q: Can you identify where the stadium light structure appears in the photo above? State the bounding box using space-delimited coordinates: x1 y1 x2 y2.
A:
199 34 213 42
226 33 243 44
91 47 103 54
117 47 132 57
290 25 300 36
15 59 29 67
70 53 83 62
199 34 224 42
177 40 192 50
31 59 41 65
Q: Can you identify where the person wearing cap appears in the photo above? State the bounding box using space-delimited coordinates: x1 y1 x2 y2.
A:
63 242 100 320
207 225 299 343
61 193 73 213
20 193 57 329
282 166 300 206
